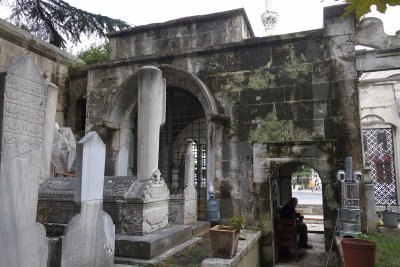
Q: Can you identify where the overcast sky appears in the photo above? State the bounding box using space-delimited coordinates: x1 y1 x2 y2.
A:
1 0 400 53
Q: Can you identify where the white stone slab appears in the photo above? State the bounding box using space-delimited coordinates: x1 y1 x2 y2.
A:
40 82 59 181
0 55 48 267
75 131 106 203
61 201 115 267
137 66 166 181
116 145 128 176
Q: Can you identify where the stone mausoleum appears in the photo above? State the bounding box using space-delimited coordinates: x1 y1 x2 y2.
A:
1 3 400 266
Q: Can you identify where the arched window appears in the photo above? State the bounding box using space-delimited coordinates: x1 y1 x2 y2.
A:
158 88 207 219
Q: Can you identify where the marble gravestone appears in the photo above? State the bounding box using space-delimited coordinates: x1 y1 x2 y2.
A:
61 132 115 267
116 145 128 176
183 140 197 224
0 55 48 267
124 66 170 235
40 82 59 181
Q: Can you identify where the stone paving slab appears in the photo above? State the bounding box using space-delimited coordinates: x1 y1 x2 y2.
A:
114 237 201 266
115 224 192 259
276 233 326 267
192 221 210 236
307 223 324 233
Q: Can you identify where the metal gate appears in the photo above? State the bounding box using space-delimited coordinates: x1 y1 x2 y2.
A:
159 88 207 219
363 128 398 206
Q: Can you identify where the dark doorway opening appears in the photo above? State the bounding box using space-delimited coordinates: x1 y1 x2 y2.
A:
158 88 207 220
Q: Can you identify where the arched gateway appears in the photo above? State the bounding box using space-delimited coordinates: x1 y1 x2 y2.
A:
106 65 221 219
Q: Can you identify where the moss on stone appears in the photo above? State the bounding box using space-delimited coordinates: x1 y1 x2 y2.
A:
212 70 249 92
248 68 276 89
250 119 312 143
281 62 312 81
260 211 272 233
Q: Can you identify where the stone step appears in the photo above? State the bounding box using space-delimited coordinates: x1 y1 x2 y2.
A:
114 237 201 266
115 224 192 259
192 221 210 236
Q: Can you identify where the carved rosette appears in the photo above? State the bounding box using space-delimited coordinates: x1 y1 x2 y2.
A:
261 11 279 36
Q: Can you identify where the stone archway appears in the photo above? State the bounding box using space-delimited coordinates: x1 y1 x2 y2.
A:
269 161 325 264
253 141 336 264
105 64 221 188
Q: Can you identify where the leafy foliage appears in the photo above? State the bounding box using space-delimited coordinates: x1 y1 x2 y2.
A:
293 165 312 178
36 206 53 224
221 214 246 231
77 42 110 64
0 0 130 48
342 0 400 19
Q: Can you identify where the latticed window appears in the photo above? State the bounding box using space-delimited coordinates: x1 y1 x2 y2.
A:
363 128 398 206
158 88 207 219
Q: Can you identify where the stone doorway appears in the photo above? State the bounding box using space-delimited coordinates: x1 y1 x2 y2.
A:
270 162 325 264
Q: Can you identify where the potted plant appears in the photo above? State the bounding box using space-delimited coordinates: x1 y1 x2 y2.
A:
209 214 245 259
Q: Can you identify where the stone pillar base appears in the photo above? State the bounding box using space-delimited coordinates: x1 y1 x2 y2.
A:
123 172 169 235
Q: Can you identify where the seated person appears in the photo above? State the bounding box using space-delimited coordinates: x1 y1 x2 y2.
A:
280 197 313 249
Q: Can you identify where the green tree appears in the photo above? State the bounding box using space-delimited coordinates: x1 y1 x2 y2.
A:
0 0 130 48
77 42 110 64
340 0 400 19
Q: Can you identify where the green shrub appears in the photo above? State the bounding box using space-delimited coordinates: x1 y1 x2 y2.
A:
76 42 110 64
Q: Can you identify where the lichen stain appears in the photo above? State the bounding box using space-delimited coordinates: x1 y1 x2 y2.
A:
250 119 312 143
260 211 272 233
211 70 248 92
280 62 312 81
248 68 276 89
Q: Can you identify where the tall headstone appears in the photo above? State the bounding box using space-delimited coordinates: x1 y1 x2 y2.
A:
40 82 59 181
137 66 166 181
61 132 115 267
183 140 197 224
124 66 170 235
116 145 128 176
0 55 48 267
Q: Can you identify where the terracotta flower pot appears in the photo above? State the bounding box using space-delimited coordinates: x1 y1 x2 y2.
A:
209 225 239 259
341 238 376 267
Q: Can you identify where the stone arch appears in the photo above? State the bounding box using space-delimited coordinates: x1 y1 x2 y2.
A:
269 160 325 263
105 64 221 183
253 142 335 264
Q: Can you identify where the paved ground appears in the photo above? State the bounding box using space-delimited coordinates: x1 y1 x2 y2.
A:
275 233 326 267
293 189 323 205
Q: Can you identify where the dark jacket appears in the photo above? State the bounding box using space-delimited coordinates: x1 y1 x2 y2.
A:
280 201 296 220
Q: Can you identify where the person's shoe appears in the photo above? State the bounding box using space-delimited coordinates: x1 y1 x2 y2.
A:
302 244 313 249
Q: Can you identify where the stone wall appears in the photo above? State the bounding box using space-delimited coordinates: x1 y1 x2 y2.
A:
0 18 77 127
69 5 362 266
360 73 400 211
107 9 254 60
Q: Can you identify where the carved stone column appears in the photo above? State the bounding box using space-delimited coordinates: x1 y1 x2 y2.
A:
362 167 377 233
123 66 170 235
183 140 197 224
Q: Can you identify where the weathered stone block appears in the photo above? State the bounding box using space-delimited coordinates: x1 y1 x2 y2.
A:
240 87 285 105
312 82 334 100
284 84 313 102
115 225 192 259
